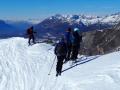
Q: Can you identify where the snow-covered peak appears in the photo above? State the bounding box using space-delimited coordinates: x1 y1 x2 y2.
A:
47 13 120 26
101 14 120 24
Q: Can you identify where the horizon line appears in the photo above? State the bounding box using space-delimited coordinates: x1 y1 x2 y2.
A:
0 11 120 21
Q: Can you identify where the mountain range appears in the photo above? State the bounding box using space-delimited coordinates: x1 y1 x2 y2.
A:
35 12 120 38
0 12 120 38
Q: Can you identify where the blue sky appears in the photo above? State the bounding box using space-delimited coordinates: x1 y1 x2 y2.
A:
0 0 120 20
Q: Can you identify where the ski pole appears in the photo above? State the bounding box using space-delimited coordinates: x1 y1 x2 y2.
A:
48 56 56 75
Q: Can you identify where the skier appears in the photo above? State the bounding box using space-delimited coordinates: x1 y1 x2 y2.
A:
71 28 82 61
54 37 67 76
27 26 36 45
64 28 73 62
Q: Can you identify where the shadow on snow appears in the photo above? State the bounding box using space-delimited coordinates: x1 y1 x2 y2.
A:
62 56 100 73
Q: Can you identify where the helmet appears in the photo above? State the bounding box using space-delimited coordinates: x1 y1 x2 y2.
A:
74 28 79 32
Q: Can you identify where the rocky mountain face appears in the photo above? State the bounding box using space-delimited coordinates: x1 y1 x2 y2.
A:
81 22 120 55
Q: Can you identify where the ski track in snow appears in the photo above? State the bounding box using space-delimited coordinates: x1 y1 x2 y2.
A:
0 37 120 90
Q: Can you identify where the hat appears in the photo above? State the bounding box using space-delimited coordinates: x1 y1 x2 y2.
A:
74 28 79 32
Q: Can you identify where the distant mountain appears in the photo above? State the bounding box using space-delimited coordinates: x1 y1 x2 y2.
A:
6 20 33 30
35 13 120 38
0 20 24 38
35 15 87 38
0 19 40 38
6 19 40 30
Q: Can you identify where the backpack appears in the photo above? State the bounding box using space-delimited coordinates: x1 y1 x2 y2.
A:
27 29 33 35
55 42 67 56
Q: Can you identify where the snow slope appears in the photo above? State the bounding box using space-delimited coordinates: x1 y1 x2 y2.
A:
0 37 120 90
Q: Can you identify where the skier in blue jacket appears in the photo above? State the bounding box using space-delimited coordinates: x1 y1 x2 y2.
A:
64 28 73 62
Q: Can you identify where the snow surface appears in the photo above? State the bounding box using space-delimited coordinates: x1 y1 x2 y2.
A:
0 37 120 90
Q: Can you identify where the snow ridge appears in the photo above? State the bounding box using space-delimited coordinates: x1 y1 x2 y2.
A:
0 37 120 90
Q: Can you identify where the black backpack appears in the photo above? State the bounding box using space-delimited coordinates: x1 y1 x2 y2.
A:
27 29 33 35
55 42 67 56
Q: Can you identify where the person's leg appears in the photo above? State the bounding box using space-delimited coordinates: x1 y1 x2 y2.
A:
74 46 79 59
71 45 76 60
28 36 32 45
56 56 65 76
56 56 61 76
32 35 35 44
74 44 80 59
66 44 72 61
59 56 65 75
31 35 35 44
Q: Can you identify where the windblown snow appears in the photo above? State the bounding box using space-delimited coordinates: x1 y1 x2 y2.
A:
0 37 120 90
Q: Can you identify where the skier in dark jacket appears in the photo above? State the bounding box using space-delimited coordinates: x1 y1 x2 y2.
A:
71 28 82 61
54 37 67 76
64 28 73 62
27 26 36 45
